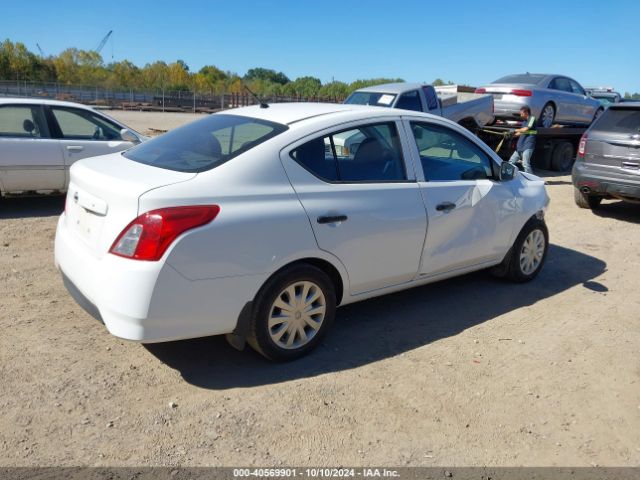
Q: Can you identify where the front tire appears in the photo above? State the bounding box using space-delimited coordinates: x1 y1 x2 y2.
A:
493 218 549 282
574 188 603 209
247 264 336 361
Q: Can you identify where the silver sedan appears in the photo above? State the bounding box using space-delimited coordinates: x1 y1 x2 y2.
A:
476 73 603 128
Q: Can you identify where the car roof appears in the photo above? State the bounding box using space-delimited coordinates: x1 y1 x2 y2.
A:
0 97 97 110
351 82 424 94
225 102 421 125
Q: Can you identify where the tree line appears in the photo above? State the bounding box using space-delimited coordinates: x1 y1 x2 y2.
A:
0 39 457 99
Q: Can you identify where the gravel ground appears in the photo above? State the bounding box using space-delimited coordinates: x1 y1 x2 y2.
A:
1 111 639 467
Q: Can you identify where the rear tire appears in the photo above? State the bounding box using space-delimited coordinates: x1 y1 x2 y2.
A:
247 264 336 361
492 218 548 283
540 103 555 128
574 188 603 209
550 141 575 172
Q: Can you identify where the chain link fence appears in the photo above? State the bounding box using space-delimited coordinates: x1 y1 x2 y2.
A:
0 80 345 112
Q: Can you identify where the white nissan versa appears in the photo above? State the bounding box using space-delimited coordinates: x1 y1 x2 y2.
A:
55 103 550 360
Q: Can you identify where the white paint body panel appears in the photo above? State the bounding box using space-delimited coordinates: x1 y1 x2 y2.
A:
55 103 549 343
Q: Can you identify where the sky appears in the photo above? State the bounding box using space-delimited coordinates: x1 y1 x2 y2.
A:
1 0 639 93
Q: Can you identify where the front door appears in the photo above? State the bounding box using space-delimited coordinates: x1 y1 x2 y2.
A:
0 103 64 192
281 120 427 295
47 106 135 183
404 119 517 277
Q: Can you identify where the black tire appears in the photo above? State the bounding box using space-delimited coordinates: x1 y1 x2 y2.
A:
492 218 549 283
247 264 336 361
539 103 555 128
574 188 603 209
550 141 575 172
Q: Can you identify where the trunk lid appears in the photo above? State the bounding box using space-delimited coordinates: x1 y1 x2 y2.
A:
64 152 196 257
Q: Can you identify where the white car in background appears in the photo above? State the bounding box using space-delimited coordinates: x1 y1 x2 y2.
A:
55 103 550 361
0 98 145 196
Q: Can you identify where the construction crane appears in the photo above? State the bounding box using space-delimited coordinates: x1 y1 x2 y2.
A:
36 43 45 56
95 30 113 54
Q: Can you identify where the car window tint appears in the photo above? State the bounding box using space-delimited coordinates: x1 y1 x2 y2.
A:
124 114 287 173
569 80 585 95
550 77 572 93
343 92 397 107
0 105 48 138
395 91 423 111
410 122 493 181
292 122 407 182
591 108 640 134
422 87 439 110
213 122 274 155
52 107 123 141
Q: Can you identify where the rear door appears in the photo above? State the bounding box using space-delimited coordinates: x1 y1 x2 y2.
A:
568 79 594 124
0 103 64 192
585 107 640 177
281 119 427 295
547 77 577 123
403 118 517 277
47 106 136 183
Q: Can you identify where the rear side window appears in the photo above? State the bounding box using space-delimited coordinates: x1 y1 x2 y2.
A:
0 105 48 138
549 77 572 92
124 114 288 173
292 122 407 182
395 91 422 111
422 87 439 110
591 108 640 134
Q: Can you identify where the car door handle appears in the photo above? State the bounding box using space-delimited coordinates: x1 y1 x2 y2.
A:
66 146 84 152
317 215 348 224
436 202 456 212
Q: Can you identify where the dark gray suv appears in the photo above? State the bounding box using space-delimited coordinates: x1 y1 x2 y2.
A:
572 103 640 209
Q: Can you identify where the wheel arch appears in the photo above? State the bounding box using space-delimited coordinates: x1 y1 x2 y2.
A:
457 117 480 135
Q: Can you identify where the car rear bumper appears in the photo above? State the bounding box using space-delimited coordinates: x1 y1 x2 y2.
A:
55 214 266 343
572 162 640 199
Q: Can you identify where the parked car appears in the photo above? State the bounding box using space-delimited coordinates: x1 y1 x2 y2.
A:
55 103 550 360
585 88 622 106
0 98 146 196
344 82 495 132
476 73 603 128
572 102 640 209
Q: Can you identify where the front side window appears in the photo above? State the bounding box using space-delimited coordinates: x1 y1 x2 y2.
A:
124 114 287 173
292 122 407 182
569 80 585 96
0 105 48 138
410 122 493 181
395 91 423 112
51 107 124 141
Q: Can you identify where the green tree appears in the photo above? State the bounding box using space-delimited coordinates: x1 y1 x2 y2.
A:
244 67 290 85
319 81 349 99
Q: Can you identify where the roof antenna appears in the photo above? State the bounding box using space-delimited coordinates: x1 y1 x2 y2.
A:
244 84 269 108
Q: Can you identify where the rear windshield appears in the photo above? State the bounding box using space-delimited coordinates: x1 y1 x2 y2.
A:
492 74 546 85
591 108 640 134
344 91 397 107
123 114 288 172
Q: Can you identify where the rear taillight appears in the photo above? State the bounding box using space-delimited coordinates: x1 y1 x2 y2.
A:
109 205 220 261
578 134 588 158
475 88 487 94
510 89 532 97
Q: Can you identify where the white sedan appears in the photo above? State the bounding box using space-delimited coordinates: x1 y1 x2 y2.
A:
55 103 550 360
0 98 145 196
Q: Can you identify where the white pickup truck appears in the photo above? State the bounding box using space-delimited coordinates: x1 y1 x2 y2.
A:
344 82 494 133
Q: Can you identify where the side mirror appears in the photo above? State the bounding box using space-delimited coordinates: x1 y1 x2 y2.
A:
120 128 140 144
499 161 516 181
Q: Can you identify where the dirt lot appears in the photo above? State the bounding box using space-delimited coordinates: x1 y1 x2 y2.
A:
1 111 639 467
